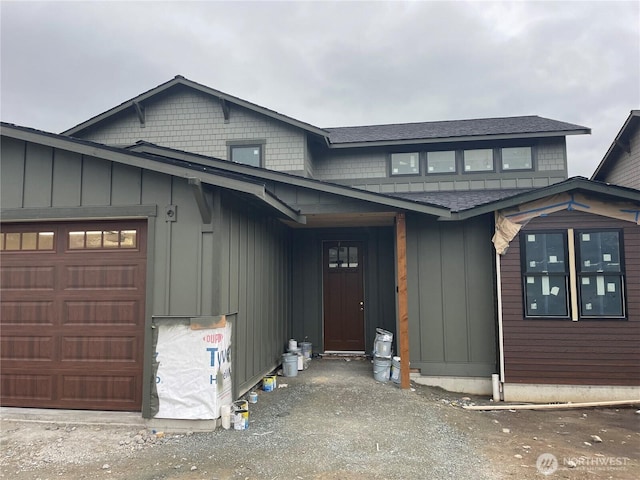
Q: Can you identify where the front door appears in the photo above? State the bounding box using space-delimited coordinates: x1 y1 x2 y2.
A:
323 241 365 351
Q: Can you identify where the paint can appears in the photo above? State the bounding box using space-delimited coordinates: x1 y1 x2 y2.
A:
300 342 312 360
282 352 298 377
288 338 297 351
288 347 304 370
262 375 277 392
373 355 391 383
248 391 258 404
373 328 393 358
233 399 248 412
391 356 401 384
234 409 249 430
220 404 231 430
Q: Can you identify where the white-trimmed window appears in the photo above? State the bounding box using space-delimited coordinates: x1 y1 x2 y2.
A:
521 229 626 319
463 149 494 172
390 152 420 175
502 147 532 170
426 151 456 174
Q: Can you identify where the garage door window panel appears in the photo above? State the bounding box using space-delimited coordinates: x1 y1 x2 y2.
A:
0 231 55 251
68 229 137 250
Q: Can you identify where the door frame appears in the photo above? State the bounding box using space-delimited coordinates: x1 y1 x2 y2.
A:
321 239 367 352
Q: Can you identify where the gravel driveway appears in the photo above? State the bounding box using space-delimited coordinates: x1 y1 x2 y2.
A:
1 357 496 480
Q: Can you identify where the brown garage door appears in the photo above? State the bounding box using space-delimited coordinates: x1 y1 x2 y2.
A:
0 220 146 411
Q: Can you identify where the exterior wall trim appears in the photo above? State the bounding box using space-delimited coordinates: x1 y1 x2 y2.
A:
0 205 157 221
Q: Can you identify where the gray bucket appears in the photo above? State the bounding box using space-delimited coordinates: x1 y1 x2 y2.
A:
300 342 312 359
373 328 393 358
373 355 391 382
391 356 401 384
282 353 298 377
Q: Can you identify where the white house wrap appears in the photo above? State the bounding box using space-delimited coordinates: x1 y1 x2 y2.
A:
155 320 233 419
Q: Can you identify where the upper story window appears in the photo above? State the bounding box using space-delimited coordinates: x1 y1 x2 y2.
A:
463 149 494 172
426 151 456 174
502 147 532 170
230 144 262 168
390 152 420 175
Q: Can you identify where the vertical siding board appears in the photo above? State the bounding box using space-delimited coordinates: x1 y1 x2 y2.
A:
111 163 142 206
415 219 446 363
23 143 53 207
52 149 82 207
406 218 422 362
1 137 25 208
441 223 469 363
465 216 497 364
167 178 199 314
501 209 640 385
237 211 249 387
141 170 172 315
81 156 111 206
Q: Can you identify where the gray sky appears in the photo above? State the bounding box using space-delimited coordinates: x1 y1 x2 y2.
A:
1 1 638 177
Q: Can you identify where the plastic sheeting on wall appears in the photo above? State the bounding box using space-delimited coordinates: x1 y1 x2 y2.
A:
492 192 640 255
154 320 233 420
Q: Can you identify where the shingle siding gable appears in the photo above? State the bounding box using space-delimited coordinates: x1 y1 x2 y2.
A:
603 125 640 189
77 88 308 174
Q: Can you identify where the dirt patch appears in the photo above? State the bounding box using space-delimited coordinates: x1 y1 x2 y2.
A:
1 359 638 479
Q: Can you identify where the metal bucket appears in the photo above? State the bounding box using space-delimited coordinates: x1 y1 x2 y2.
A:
373 328 393 358
391 356 401 384
373 355 391 382
300 342 312 360
282 352 298 377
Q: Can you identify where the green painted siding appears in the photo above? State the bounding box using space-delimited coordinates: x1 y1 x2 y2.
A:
217 192 292 396
407 213 497 377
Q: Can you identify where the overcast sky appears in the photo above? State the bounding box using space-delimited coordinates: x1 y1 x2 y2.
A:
1 1 638 177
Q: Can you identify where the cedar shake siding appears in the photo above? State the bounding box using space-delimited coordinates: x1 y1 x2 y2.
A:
500 210 640 386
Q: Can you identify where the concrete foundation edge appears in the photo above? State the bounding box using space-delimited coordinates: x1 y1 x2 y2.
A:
503 384 640 403
410 374 493 395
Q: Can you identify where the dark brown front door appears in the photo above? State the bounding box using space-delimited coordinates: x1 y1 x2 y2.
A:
0 221 146 411
323 241 365 351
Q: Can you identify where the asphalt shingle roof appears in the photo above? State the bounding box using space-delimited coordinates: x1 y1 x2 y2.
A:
325 116 589 144
389 188 532 212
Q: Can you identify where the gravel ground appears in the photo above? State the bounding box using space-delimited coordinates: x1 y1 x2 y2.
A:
1 357 638 480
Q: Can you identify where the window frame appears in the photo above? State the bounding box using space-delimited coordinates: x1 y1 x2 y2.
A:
500 146 534 172
575 229 626 319
463 148 495 173
227 140 265 168
389 152 421 176
426 150 457 175
520 230 570 319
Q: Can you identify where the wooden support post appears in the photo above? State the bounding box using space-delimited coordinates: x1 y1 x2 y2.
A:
395 212 410 389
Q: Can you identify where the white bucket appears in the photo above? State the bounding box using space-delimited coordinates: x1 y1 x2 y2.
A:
373 355 391 382
282 353 298 377
373 328 393 358
220 404 231 430
391 356 401 384
288 339 297 351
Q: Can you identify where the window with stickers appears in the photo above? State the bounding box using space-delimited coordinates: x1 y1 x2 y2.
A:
521 229 625 319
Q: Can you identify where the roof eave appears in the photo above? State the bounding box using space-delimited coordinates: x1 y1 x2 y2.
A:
328 129 591 149
442 177 640 221
591 110 640 180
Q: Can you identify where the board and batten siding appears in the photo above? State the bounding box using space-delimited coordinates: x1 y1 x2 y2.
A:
216 191 293 396
406 214 497 377
500 210 640 386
